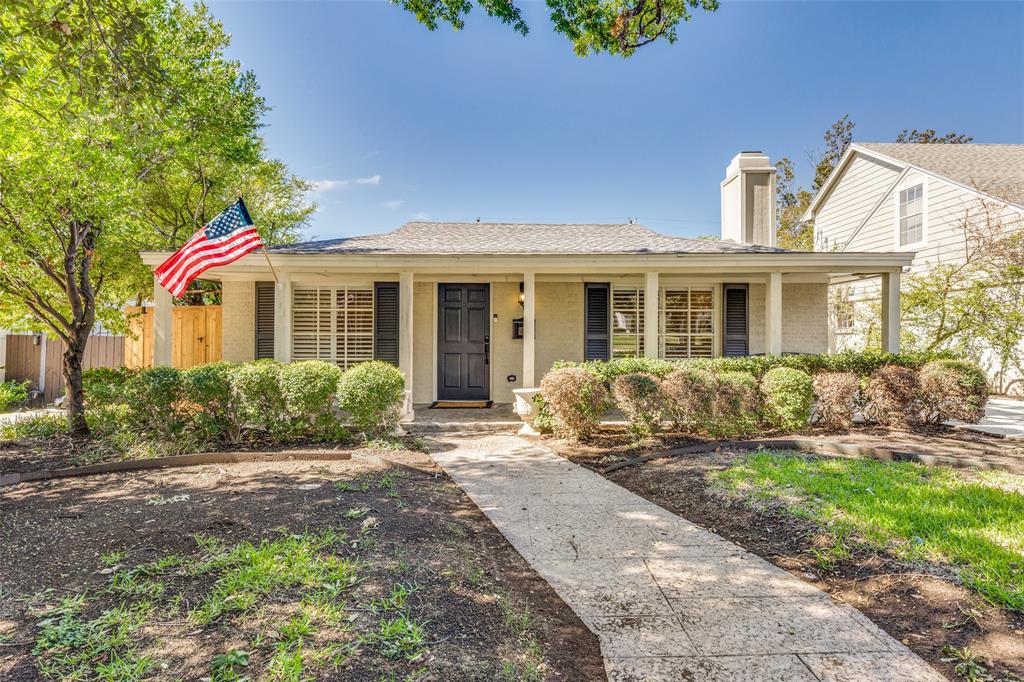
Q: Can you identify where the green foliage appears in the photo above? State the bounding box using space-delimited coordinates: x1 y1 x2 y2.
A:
612 373 663 438
919 360 989 424
280 361 344 438
230 360 288 437
774 157 814 251
394 0 718 57
0 414 67 441
336 361 406 437
210 649 250 682
660 367 714 432
123 366 185 438
0 379 29 412
760 367 814 432
708 371 758 438
531 394 555 434
539 367 609 441
715 452 1024 611
83 368 137 408
365 614 427 661
181 361 243 442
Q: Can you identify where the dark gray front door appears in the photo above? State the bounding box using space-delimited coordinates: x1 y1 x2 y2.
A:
437 284 490 400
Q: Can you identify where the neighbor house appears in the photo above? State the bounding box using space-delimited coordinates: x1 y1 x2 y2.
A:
140 152 913 417
805 142 1024 392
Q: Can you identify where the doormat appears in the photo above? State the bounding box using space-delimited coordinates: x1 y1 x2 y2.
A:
430 401 493 409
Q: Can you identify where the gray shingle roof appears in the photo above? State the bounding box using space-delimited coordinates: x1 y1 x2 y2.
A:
856 143 1024 207
270 222 787 255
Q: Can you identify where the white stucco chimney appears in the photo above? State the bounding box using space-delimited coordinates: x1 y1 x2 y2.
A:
720 151 777 247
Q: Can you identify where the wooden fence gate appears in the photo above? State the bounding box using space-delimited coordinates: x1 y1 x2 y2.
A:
124 305 222 369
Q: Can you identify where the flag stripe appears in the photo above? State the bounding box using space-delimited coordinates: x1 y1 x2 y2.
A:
158 227 260 286
162 233 263 295
154 199 264 299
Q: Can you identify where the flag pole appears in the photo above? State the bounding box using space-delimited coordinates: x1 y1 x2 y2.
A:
237 191 279 284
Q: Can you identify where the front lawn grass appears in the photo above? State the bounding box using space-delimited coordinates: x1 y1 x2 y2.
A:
715 451 1024 611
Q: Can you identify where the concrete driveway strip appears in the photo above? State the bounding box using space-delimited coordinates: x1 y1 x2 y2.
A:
428 434 945 682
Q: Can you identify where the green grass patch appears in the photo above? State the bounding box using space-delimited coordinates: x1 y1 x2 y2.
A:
714 451 1024 611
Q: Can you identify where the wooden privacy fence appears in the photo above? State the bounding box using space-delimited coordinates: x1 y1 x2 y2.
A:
3 334 125 403
125 305 222 369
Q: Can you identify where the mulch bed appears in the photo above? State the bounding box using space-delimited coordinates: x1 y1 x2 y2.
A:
0 447 604 681
548 437 1024 681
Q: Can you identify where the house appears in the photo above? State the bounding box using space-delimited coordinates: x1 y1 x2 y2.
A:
140 152 913 417
805 142 1024 392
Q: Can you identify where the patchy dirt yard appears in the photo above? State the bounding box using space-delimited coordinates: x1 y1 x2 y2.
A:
0 445 604 681
549 440 1024 681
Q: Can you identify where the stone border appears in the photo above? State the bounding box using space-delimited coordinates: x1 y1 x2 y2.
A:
601 438 1023 475
0 449 354 487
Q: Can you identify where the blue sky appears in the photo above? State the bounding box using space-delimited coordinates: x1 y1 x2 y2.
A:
209 0 1024 241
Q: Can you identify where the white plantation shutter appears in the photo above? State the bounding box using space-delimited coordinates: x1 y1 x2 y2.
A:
660 287 715 359
291 285 374 368
611 286 645 358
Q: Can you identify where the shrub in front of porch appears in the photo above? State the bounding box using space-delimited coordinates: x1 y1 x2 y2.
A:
612 373 663 438
708 371 759 438
864 365 923 427
811 372 860 430
539 367 608 441
336 361 405 437
661 367 714 431
760 367 815 432
281 361 345 438
919 360 989 424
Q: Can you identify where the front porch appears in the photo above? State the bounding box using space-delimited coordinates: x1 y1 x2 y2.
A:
146 253 910 423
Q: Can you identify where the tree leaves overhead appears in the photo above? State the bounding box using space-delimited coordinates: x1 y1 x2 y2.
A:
391 0 719 57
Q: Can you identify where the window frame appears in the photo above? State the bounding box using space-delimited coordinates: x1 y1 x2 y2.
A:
893 179 927 250
610 285 645 359
659 286 716 359
291 284 374 369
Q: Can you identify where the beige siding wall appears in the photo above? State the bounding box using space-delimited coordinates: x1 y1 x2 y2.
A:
749 282 828 356
221 280 255 362
490 281 523 404
536 282 584 378
814 153 901 251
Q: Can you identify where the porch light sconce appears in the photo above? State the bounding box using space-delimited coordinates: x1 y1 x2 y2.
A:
518 282 524 307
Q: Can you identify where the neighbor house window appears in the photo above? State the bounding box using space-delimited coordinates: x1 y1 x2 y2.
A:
898 184 924 246
833 287 855 332
292 285 373 368
660 287 714 358
611 286 644 358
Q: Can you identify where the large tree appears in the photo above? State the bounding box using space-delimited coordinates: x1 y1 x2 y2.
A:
0 0 309 433
393 0 719 57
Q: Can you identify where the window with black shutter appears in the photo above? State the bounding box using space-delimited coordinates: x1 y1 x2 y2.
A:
722 284 749 357
374 282 400 366
584 283 611 361
254 282 275 359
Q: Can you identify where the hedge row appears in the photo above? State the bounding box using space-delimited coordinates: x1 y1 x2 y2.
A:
551 349 955 384
82 360 406 447
538 355 987 441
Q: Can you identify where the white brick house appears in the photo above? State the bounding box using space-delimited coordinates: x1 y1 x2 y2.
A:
141 152 913 416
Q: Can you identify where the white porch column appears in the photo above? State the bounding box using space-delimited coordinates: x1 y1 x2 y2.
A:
644 271 659 359
766 270 783 356
273 272 292 363
399 271 414 420
881 270 901 353
522 272 536 388
153 274 173 367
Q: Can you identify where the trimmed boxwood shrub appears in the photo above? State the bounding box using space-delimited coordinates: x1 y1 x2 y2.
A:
709 371 758 438
760 367 814 432
660 367 714 432
230 360 288 437
280 360 344 438
83 367 137 407
919 359 988 424
337 361 406 437
612 372 663 438
123 366 184 438
865 365 922 427
181 362 242 443
812 372 860 430
539 367 608 441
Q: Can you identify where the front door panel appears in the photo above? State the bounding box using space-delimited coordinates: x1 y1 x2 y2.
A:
437 284 490 400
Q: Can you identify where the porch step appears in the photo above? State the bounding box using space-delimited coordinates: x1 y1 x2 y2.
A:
403 420 521 435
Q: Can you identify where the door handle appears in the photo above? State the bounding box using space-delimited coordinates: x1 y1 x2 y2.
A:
484 335 490 365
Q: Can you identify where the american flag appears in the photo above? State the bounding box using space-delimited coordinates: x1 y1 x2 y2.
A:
155 199 264 298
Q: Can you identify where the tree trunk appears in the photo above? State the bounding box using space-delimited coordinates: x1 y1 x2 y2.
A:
63 340 89 435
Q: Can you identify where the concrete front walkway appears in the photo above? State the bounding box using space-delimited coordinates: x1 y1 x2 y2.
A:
429 434 944 682
952 397 1024 440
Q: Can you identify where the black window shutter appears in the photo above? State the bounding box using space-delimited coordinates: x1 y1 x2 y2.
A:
584 283 611 361
374 282 400 365
723 284 749 357
254 282 275 359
